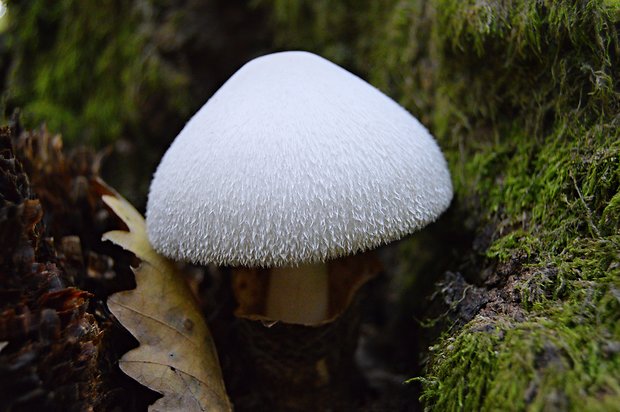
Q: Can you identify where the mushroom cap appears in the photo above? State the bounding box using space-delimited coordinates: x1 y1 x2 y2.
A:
146 51 453 267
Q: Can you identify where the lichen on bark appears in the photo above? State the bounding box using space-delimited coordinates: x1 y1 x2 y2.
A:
259 0 620 410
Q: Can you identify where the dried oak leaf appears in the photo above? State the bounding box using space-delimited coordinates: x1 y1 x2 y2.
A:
102 194 231 412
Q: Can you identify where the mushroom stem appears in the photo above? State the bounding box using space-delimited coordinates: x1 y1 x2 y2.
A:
265 262 328 325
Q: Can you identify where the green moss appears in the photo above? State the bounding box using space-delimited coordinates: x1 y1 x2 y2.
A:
3 0 191 146
419 307 620 411
260 0 620 409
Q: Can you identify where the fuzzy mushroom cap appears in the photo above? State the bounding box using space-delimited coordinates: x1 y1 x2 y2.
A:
146 51 453 267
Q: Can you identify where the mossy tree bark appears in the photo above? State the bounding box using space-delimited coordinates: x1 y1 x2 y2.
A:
1 0 271 205
257 0 620 410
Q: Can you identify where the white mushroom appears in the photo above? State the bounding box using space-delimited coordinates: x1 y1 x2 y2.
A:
146 51 453 325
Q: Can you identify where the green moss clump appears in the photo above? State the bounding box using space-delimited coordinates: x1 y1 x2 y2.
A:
260 0 620 409
2 0 191 146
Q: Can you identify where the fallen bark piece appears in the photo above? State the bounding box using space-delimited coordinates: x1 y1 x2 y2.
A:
0 125 106 410
102 194 231 412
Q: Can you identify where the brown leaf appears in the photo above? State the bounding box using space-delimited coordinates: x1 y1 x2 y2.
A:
103 194 231 411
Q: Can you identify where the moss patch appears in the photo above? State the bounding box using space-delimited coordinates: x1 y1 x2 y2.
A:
260 0 620 409
2 0 192 146
1 1 271 205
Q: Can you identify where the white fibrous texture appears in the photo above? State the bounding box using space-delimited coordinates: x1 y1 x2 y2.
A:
146 51 453 267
